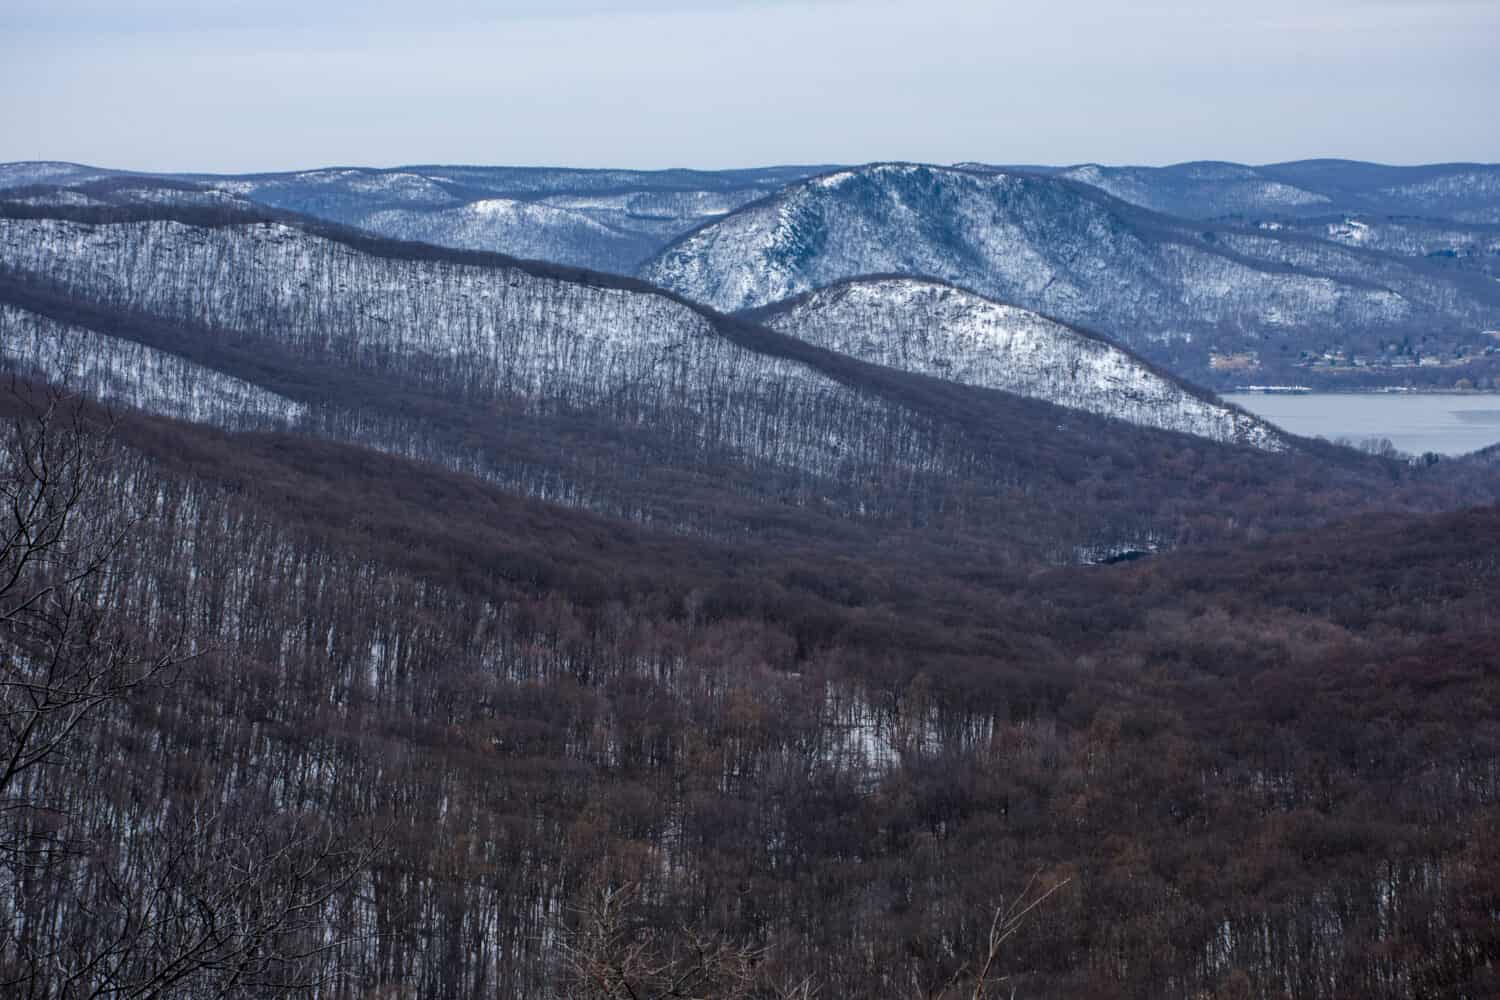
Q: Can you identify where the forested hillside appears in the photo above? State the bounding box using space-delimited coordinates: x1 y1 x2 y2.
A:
2 189 1500 999
988 159 1500 224
9 160 1500 391
748 277 1278 448
4 200 1451 565
2 383 1498 998
641 164 1500 386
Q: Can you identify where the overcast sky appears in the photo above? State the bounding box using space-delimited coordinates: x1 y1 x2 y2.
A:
3 0 1496 172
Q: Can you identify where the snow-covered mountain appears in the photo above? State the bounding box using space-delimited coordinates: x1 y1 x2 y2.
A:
186 164 832 274
9 158 1500 296
977 159 1500 224
0 163 834 275
0 161 132 190
749 277 1281 449
0 199 1339 563
1053 162 1334 219
0 176 260 212
1257 160 1500 224
0 211 939 490
1259 216 1500 279
640 163 1500 380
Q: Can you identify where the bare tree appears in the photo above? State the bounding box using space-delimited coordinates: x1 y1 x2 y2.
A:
0 387 169 854
557 883 766 1000
0 385 376 999
29 810 370 1000
928 871 1073 1000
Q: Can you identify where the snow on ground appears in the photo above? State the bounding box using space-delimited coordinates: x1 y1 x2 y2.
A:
763 278 1284 450
0 302 306 427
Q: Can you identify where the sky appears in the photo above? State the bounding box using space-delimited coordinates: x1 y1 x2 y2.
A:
3 0 1497 173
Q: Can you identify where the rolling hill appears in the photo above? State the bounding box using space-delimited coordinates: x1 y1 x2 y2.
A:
974 159 1500 223
746 276 1279 448
640 163 1500 384
5 173 1500 1000
1 196 1435 565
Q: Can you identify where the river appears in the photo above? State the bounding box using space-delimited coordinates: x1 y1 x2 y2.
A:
1223 392 1500 457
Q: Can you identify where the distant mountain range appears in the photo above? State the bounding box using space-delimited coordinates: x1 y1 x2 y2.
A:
4 158 1499 390
969 159 1500 223
10 156 1500 1000
640 163 1500 384
6 198 1396 566
0 162 831 275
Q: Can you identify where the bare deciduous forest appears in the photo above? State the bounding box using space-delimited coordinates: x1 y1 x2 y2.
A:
0 382 1497 998
0 201 1497 998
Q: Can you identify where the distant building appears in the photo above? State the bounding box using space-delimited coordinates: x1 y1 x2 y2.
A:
1210 351 1259 372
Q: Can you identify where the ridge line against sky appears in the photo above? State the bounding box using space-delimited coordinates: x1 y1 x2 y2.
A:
4 0 1498 172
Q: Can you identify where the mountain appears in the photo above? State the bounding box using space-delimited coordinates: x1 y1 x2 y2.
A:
967 159 1500 224
187 164 834 274
7 187 1500 1000
5 197 1460 566
0 160 137 189
0 175 261 212
746 277 1280 449
0 162 835 275
1258 160 1500 223
1264 215 1500 279
1055 161 1336 218
12 158 1500 275
640 163 1500 386
0 205 923 514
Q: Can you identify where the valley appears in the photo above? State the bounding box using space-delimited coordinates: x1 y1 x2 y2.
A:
1 155 1499 998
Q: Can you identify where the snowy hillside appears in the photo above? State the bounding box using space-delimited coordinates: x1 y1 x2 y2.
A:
0 161 126 190
0 212 961 493
1056 162 1332 218
356 198 652 269
188 165 831 273
640 164 1500 378
0 163 834 274
0 302 306 427
982 160 1500 223
752 278 1282 449
1259 161 1500 224
1264 217 1500 276
1 177 259 212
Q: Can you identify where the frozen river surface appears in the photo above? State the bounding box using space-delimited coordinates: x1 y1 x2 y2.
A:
1223 393 1500 457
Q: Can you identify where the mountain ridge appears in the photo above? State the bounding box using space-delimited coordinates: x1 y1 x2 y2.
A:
640 162 1500 385
745 275 1281 449
0 195 1280 449
6 197 1443 569
962 157 1500 223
